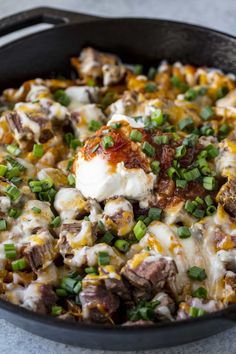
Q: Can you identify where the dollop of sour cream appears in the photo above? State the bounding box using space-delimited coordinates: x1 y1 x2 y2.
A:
75 153 155 202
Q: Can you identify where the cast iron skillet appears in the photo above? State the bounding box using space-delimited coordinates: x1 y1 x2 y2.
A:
0 6 235 350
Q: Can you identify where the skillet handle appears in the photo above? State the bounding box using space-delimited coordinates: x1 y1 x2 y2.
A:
0 6 101 37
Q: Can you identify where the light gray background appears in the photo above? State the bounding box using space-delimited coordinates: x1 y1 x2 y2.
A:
0 0 236 353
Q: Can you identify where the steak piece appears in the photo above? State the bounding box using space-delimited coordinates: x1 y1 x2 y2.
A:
24 240 55 272
79 284 120 323
122 254 177 300
104 277 132 302
23 283 57 314
217 179 236 217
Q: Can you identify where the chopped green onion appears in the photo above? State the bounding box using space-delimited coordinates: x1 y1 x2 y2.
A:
183 168 201 181
177 226 191 239
5 156 26 171
6 167 20 180
85 267 98 274
98 251 110 266
133 220 147 240
38 188 57 202
4 243 16 259
88 120 102 132
71 139 82 149
151 160 160 175
110 122 121 129
87 78 96 87
50 216 61 228
61 277 77 293
67 174 75 186
12 257 27 271
170 75 189 92
147 67 156 80
114 239 130 253
203 176 217 191
205 144 219 159
189 306 205 318
66 159 73 171
206 205 217 216
187 266 207 281
143 216 152 226
178 117 194 131
6 144 21 156
192 208 205 218
54 89 70 106
97 220 106 232
0 165 7 177
151 109 164 125
198 87 208 96
130 129 143 142
182 134 198 147
73 281 82 294
195 196 204 205
193 286 208 299
144 82 157 92
33 144 44 158
216 86 228 99
142 141 155 157
56 288 68 297
205 195 213 206
148 207 162 221
92 144 100 153
100 231 114 245
5 185 20 201
84 216 90 221
200 106 214 121
51 305 63 316
167 167 179 179
102 136 114 149
8 208 21 219
185 88 197 101
219 123 230 136
176 179 187 189
185 200 197 214
64 132 74 146
134 64 143 75
175 145 186 158
32 207 41 214
153 135 169 145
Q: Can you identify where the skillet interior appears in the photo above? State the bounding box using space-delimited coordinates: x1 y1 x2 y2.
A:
0 9 236 350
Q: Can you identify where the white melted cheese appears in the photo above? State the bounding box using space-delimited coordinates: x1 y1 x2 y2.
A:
71 103 105 140
75 153 156 202
13 200 53 240
69 243 124 268
108 114 144 128
54 188 87 220
65 86 99 111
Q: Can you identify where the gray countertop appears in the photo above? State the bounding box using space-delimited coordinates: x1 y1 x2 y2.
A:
0 0 236 353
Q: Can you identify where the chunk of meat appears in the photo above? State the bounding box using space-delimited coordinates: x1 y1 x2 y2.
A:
22 283 57 314
217 179 236 217
79 284 119 323
23 229 56 272
122 253 177 300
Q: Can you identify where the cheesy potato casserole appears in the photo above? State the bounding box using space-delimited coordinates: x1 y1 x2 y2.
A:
0 47 235 324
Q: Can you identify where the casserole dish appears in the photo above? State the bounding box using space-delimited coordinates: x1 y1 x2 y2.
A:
0 6 235 350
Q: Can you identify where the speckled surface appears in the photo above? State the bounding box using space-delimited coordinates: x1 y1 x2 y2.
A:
0 1 236 353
